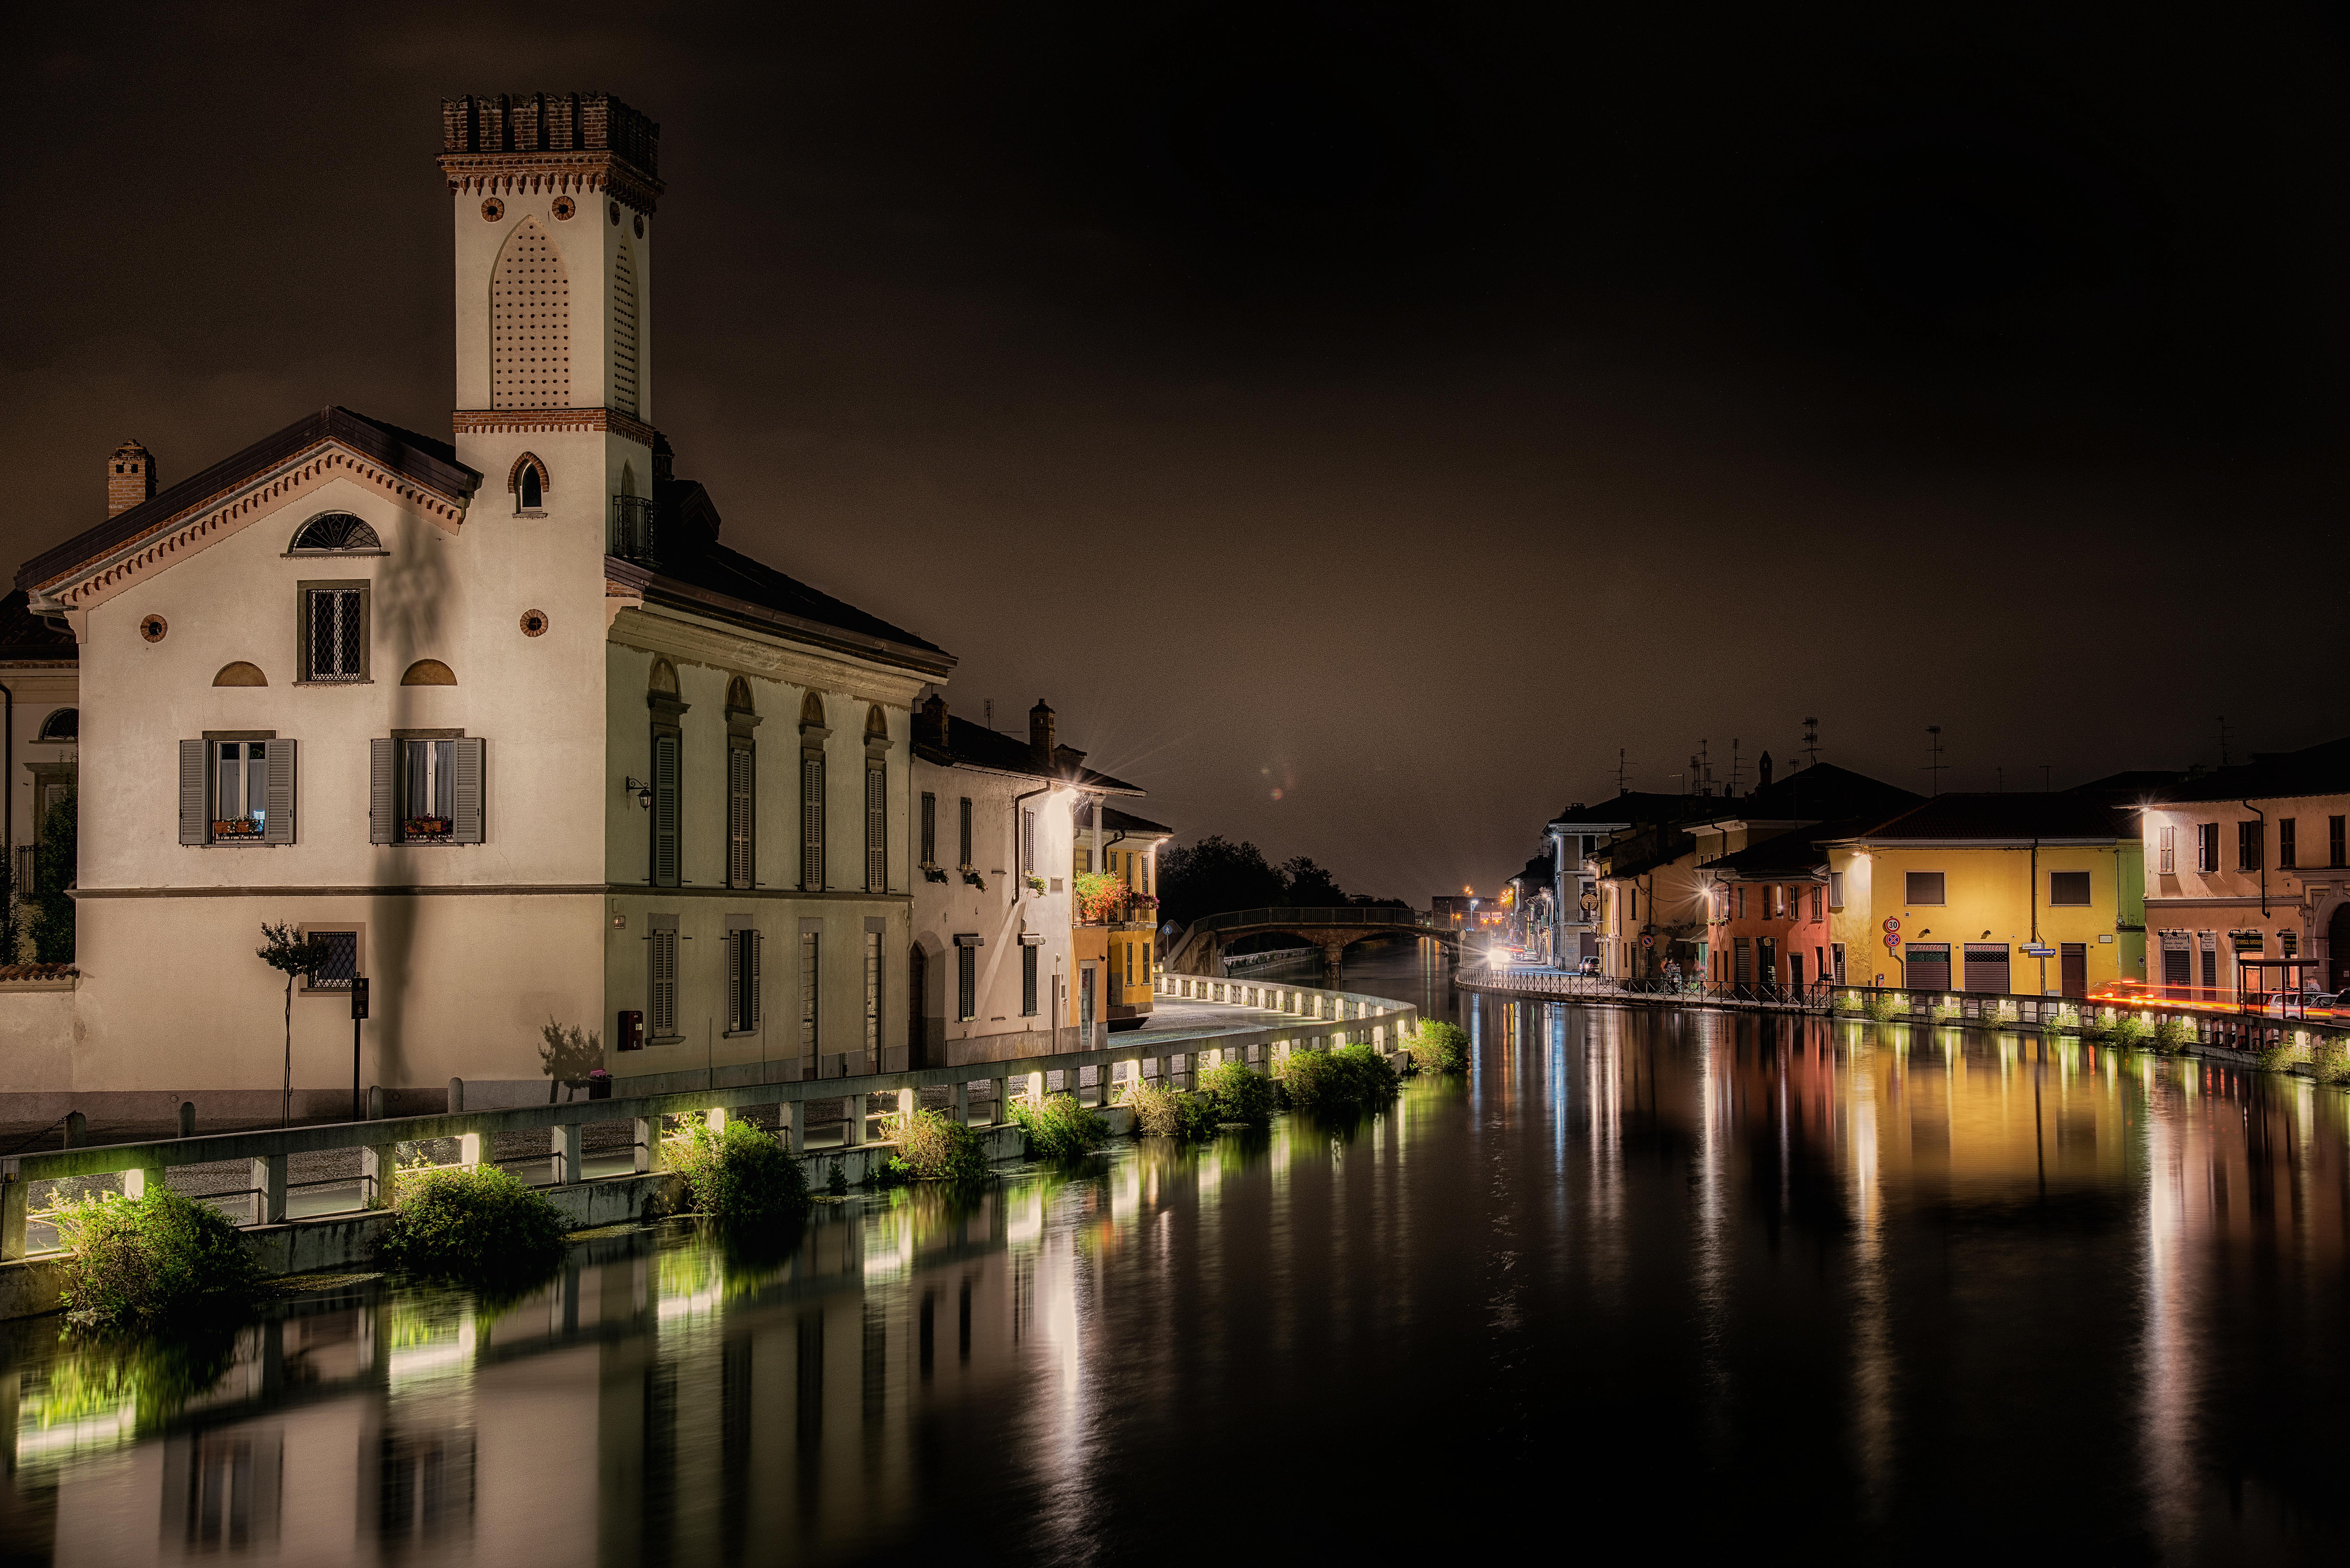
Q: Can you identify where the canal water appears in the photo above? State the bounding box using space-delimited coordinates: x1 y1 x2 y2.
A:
3 938 2346 1564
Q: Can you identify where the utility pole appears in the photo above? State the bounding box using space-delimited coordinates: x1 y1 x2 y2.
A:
1615 747 1628 795
1730 738 1743 796
1925 726 1946 796
2217 716 2231 768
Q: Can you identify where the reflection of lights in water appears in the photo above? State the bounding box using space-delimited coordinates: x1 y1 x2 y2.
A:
388 1315 477 1386
1006 1182 1044 1248
14 1398 135 1464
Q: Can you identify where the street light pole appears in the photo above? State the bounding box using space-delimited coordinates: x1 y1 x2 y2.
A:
350 977 370 1122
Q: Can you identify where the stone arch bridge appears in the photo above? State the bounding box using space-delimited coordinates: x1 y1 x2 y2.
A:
1164 907 1461 977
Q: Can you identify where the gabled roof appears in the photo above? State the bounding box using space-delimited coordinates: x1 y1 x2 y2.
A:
923 714 1144 794
2147 737 2350 806
1100 805 1173 838
1681 762 1919 830
1702 813 1891 878
618 476 954 678
1507 853 1554 889
1835 791 2134 846
0 590 77 663
18 408 478 596
1548 790 1687 829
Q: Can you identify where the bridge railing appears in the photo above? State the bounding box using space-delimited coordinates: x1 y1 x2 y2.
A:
1190 906 1429 935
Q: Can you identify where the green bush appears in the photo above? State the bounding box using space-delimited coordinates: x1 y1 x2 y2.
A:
1198 1061 1278 1126
1836 991 1865 1015
44 1187 261 1334
1865 993 1904 1023
667 1115 811 1223
377 1163 568 1282
2153 1015 2197 1052
2108 1014 2154 1050
2312 1034 2350 1085
1126 1081 1221 1140
1406 1022 1470 1073
1280 1043 1400 1113
1931 1001 1964 1024
883 1107 990 1188
1011 1093 1111 1162
2078 1011 2115 1040
2048 1007 2082 1035
2259 1039 2305 1073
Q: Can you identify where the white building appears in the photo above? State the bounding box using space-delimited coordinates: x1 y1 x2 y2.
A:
907 697 1145 1066
0 590 80 929
7 93 956 1118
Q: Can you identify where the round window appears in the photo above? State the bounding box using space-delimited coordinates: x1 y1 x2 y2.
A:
481 197 504 222
520 609 549 638
140 614 168 643
551 196 576 221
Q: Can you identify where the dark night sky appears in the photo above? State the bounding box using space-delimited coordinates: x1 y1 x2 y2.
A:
12 3 2350 900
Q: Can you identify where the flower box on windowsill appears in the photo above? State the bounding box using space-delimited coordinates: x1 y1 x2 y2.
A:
210 819 262 840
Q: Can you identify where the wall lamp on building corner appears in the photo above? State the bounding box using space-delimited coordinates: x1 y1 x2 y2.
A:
624 776 653 809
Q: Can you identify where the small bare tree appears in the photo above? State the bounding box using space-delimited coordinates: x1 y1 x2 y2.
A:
539 1018 604 1102
257 923 334 1127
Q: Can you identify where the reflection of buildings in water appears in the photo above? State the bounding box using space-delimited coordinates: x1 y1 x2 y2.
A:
163 1429 282 1553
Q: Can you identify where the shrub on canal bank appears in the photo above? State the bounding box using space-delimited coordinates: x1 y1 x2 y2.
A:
1864 993 1904 1022
1406 1022 1470 1074
1127 1081 1220 1140
668 1115 812 1224
1011 1093 1111 1161
2313 1035 2350 1085
883 1107 990 1188
1198 1061 1277 1126
377 1164 567 1281
2107 1014 2154 1050
2153 1015 2197 1052
46 1187 261 1334
1279 1043 1399 1113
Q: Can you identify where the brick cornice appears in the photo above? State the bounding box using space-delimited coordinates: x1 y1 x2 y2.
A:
452 408 659 448
438 153 663 215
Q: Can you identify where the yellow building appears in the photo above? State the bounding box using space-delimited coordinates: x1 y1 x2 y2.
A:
1823 793 2145 998
1073 803 1171 1032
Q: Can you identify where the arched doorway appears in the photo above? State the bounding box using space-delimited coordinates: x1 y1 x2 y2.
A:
2329 903 2350 993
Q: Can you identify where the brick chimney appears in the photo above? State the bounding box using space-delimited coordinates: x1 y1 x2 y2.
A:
920 692 948 750
1030 700 1056 769
109 441 155 516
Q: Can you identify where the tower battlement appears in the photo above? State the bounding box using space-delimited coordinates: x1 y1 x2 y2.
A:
439 93 663 210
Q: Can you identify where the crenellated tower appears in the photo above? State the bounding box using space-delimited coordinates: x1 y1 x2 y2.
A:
438 92 662 547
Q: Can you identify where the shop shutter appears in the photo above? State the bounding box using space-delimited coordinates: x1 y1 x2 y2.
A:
1962 943 2009 994
451 737 485 844
1904 943 1951 992
369 739 396 844
262 741 297 844
178 740 207 844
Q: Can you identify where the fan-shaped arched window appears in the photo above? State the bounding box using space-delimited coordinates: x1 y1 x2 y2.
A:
211 664 266 688
648 659 679 697
290 513 382 553
800 690 826 727
401 659 457 686
864 704 888 739
36 707 78 741
491 218 570 409
726 676 754 712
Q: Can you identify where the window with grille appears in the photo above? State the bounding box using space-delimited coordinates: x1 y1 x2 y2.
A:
865 765 885 893
303 930 358 991
1022 943 1038 1016
957 943 976 1021
649 920 678 1036
920 792 936 865
1904 942 1951 991
2197 823 2218 874
2049 871 2091 906
799 932 820 1060
1905 871 1945 905
801 754 825 890
2279 817 2297 869
303 587 366 681
2237 820 2263 872
727 745 754 888
863 933 881 1060
2158 825 2175 875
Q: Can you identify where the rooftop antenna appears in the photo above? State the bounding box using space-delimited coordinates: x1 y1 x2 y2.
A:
1615 748 1629 794
1730 738 1743 796
2217 716 2231 768
1699 739 1713 794
1685 753 1700 796
984 698 994 731
1801 716 1821 768
1924 725 1946 797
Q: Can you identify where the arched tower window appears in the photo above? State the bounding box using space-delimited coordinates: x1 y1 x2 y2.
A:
491 218 570 409
509 452 549 511
290 513 382 552
36 707 78 740
613 242 641 417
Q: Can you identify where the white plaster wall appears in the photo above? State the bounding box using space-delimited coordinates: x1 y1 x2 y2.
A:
0 985 73 1089
0 666 77 857
452 182 648 415
909 756 1074 1045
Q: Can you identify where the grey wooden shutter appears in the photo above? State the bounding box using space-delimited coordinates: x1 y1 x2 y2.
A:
727 929 743 1031
865 764 885 892
650 924 678 1033
801 755 824 889
179 739 208 845
262 740 297 844
728 746 754 887
369 739 396 844
749 930 762 1030
652 733 680 887
452 737 486 843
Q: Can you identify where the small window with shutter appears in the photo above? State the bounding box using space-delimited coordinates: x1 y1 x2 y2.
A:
920 792 937 866
798 930 820 1064
1905 871 1945 905
652 732 681 887
181 737 296 845
1022 941 1038 1016
296 581 369 682
801 754 826 890
2049 871 2091 906
371 736 485 844
727 744 755 888
725 918 762 1035
865 764 886 893
648 915 679 1038
863 931 882 1064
